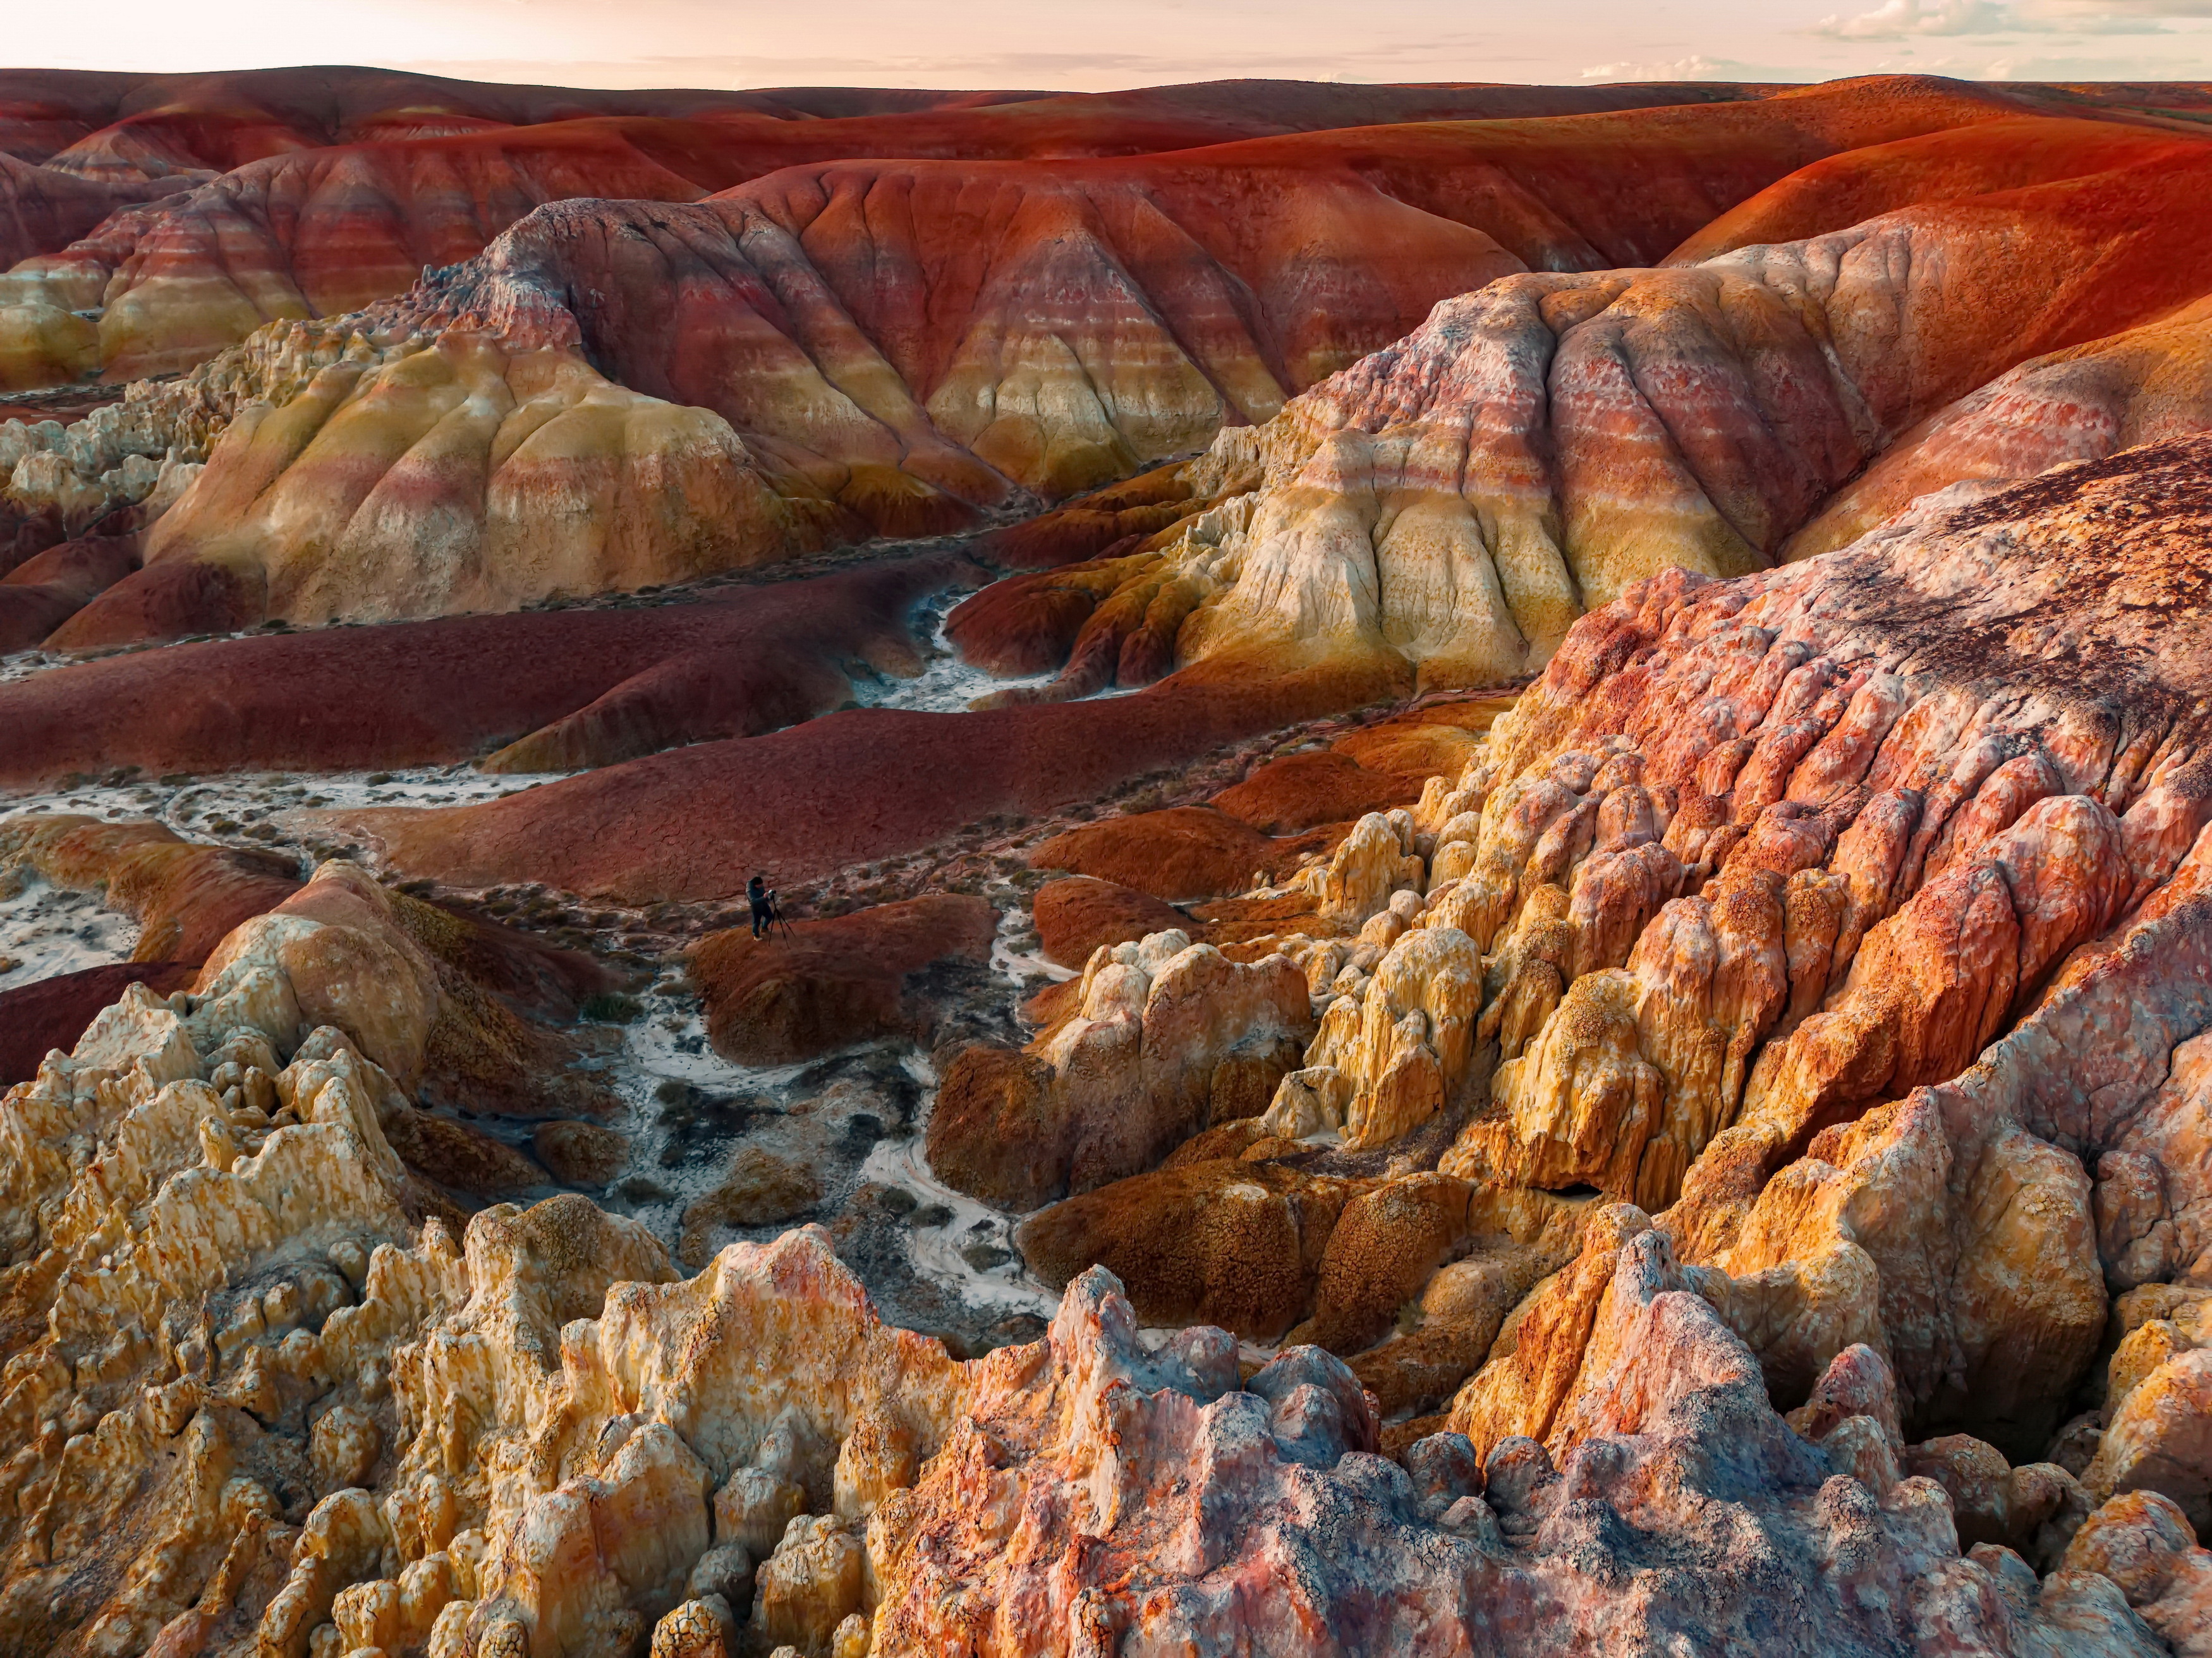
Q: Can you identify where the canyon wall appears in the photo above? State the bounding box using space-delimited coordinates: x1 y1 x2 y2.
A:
2 68 2211 1658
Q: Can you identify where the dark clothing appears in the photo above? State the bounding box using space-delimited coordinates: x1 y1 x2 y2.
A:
750 881 775 938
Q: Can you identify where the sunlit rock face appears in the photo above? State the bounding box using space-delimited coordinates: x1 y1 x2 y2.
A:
958 439 2212 1468
980 110 2212 702
0 953 2177 1658
13 73 2173 647
7 64 2212 1658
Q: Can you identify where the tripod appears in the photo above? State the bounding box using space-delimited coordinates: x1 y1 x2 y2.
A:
757 890 797 943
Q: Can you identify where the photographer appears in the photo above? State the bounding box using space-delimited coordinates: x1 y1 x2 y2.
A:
747 874 782 940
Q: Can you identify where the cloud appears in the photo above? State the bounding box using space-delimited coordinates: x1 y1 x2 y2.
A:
2042 0 2212 10
389 34 1564 94
1809 0 2181 35
1972 37 2212 68
1578 53 1753 81
1813 0 2015 37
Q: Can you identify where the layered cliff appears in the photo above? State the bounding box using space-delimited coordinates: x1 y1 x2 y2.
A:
32 560 2212 1633
0 67 1820 392
3 69 2212 1658
977 113 2212 703
13 75 2173 644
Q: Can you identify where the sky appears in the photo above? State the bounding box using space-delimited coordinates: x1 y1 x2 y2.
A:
8 0 2211 91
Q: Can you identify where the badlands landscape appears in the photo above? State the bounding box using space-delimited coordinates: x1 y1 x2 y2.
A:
3 59 2212 1656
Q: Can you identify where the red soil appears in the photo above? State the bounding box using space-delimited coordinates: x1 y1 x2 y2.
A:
0 150 183 267
0 554 979 783
321 667 1393 904
0 535 137 651
1028 807 1353 904
1209 751 1420 836
691 894 999 1065
1671 114 2211 262
1032 877 1192 967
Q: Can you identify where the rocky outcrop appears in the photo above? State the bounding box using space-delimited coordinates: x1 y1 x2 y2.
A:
8 67 2212 1658
1 825 617 1134
0 396 201 564
0 926 961 1654
872 1249 2177 1655
0 945 2148 1657
1005 112 2212 700
183 860 611 1121
1001 436 2212 1458
930 930 1312 1212
691 895 998 1066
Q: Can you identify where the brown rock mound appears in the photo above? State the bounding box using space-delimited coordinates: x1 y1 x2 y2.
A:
533 1120 632 1186
692 895 998 1067
1211 749 1420 835
924 1048 1061 1211
930 935 1313 1213
1029 805 1344 904
381 1110 549 1198
1331 700 1510 778
1031 876 1189 967
678 1147 825 1270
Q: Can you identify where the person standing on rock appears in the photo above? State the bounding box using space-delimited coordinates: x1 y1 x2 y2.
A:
749 874 780 940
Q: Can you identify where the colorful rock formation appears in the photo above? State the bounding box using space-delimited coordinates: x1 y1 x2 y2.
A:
968 106 2212 703
1001 436 2212 1494
0 959 2179 1655
0 66 2021 394
4 64 2212 1658
13 74 2175 644
691 895 998 1067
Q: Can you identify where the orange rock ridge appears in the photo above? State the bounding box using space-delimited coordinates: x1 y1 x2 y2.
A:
2 67 2212 1658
